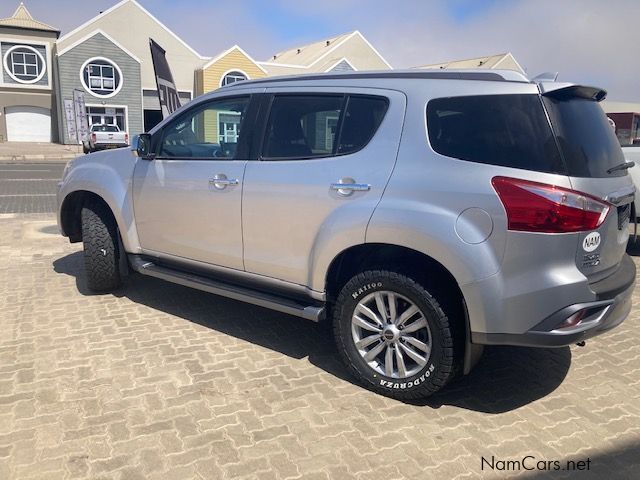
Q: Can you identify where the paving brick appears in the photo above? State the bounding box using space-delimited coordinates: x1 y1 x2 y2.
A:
65 454 89 479
137 448 164 474
0 212 639 479
132 420 174 437
90 454 131 474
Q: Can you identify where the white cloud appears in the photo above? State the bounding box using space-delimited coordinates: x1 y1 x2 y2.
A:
280 0 640 101
277 0 640 101
4 0 638 100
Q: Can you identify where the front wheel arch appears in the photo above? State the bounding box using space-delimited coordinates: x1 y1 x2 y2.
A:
60 191 116 243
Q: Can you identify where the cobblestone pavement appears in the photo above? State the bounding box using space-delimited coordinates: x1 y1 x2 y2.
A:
0 163 65 214
0 213 639 480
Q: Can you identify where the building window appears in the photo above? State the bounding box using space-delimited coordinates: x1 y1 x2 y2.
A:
3 45 46 84
86 106 127 132
80 57 123 98
218 112 242 143
221 71 248 87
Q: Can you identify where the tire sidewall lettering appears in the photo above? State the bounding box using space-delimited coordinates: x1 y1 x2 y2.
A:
379 363 436 390
351 282 384 300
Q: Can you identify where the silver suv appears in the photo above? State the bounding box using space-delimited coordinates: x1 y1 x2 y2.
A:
57 70 636 400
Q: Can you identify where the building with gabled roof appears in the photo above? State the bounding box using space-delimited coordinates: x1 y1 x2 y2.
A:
0 2 59 142
195 30 392 110
1 1 395 144
416 52 525 75
55 0 205 134
258 30 392 76
0 2 57 32
195 45 268 96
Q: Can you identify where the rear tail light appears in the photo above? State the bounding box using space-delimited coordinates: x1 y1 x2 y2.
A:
125 133 129 144
491 176 610 233
91 132 96 142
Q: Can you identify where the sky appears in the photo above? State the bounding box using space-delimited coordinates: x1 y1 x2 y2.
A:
4 0 639 101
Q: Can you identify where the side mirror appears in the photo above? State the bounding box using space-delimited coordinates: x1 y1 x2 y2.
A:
132 133 153 159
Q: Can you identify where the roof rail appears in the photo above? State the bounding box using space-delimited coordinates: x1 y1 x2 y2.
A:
221 69 530 89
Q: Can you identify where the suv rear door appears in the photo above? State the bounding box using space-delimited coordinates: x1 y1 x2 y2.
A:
540 86 635 281
426 85 633 284
241 87 405 287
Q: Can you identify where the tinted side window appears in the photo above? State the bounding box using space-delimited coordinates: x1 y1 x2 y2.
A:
338 96 388 155
158 96 250 159
262 94 388 160
427 94 566 174
263 95 343 159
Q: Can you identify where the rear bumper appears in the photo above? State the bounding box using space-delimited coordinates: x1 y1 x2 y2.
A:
472 255 636 347
92 143 128 151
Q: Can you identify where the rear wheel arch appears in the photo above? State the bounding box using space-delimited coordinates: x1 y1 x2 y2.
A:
325 243 470 372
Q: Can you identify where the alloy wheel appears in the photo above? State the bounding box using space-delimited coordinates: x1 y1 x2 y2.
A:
351 291 432 379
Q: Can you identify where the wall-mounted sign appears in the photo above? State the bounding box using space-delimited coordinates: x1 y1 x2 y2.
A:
63 99 77 143
73 89 89 143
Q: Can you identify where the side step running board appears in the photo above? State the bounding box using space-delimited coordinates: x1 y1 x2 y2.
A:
128 256 325 322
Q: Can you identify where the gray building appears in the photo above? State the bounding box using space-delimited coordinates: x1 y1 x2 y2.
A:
0 2 59 142
55 0 202 138
56 30 142 143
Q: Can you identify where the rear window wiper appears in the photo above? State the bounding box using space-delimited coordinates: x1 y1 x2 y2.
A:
607 161 635 174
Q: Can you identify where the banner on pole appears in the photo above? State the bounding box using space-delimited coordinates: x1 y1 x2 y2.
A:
150 38 181 119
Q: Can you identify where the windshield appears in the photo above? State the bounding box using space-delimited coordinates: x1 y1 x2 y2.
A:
543 97 627 177
92 125 119 132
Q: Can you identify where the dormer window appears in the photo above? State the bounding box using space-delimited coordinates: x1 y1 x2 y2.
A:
221 71 247 87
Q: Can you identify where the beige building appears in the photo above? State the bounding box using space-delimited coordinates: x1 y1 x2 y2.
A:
195 30 392 97
0 3 59 142
196 45 268 95
193 31 391 144
416 52 525 75
259 31 392 76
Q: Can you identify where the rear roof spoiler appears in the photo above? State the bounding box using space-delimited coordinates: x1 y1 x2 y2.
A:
539 84 607 102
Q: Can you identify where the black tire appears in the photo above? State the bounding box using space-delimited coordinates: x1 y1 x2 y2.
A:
81 201 122 292
332 270 456 400
83 145 89 154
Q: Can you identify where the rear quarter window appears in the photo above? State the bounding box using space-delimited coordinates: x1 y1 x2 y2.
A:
426 94 566 174
543 97 627 177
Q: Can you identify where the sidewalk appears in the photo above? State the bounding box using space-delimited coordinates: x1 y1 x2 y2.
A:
0 142 83 163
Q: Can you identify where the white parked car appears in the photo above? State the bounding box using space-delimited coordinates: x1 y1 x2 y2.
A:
83 124 129 154
622 146 640 220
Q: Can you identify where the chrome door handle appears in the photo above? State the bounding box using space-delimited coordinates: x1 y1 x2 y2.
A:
330 182 371 196
209 174 239 190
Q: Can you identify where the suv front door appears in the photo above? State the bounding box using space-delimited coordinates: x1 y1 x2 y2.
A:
133 95 254 270
242 88 406 289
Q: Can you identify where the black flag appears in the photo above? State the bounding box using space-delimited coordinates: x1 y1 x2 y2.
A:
149 39 181 119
